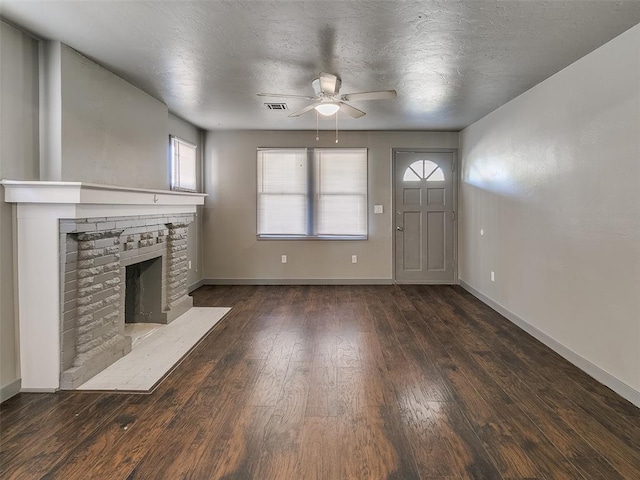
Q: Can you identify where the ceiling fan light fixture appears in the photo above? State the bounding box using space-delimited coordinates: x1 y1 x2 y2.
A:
263 72 394 118
315 102 340 116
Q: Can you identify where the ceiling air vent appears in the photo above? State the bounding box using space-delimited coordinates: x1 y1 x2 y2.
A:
264 103 288 110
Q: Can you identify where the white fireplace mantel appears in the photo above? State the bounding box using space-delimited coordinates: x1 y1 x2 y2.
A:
1 180 207 391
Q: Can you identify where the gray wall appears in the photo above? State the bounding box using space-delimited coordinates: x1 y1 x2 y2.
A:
59 45 169 189
61 50 203 285
459 25 640 397
57 49 203 285
203 130 458 282
0 21 40 397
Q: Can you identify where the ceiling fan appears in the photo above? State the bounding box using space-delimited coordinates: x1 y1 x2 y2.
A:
257 72 397 118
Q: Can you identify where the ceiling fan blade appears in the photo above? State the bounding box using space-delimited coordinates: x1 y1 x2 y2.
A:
339 102 366 119
288 101 322 117
319 72 341 94
340 90 397 102
257 93 316 100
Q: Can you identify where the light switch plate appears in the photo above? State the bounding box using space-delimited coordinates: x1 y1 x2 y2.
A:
374 205 383 214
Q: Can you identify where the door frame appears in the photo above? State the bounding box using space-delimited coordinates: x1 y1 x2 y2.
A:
391 148 459 284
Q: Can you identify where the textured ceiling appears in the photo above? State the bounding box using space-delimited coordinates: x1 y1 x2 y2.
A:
1 1 639 131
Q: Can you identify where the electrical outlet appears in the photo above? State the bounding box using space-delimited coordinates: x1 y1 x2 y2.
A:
281 255 287 264
352 255 358 263
374 205 383 214
491 271 495 282
480 228 484 236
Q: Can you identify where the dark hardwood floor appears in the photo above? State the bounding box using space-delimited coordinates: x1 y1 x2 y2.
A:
1 285 639 479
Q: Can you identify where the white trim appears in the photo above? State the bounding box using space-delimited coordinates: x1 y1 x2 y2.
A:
391 148 459 284
170 135 197 150
189 279 205 292
395 279 458 285
256 147 368 239
1 179 206 205
459 280 640 408
0 378 22 402
19 387 57 393
170 135 198 192
203 278 393 285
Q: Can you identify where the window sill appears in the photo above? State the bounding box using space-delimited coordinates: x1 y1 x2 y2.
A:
257 235 368 241
170 187 198 193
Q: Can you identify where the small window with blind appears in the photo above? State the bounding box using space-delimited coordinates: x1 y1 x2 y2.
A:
257 148 368 239
170 136 198 192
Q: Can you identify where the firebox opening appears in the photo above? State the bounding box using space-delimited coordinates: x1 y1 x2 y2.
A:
125 256 163 324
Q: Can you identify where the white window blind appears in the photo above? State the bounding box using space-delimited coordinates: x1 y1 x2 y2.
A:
315 149 367 236
257 149 308 235
257 148 367 239
170 136 197 192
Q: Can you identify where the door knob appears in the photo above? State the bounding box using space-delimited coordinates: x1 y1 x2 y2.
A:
396 226 403 231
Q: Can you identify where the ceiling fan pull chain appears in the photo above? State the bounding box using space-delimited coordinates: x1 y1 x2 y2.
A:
316 111 319 141
335 112 339 144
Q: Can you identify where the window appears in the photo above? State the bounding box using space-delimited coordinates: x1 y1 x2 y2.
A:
257 148 367 239
403 160 445 182
170 136 198 192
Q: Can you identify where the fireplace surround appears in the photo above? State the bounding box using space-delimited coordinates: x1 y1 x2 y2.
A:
1 180 206 391
59 212 195 388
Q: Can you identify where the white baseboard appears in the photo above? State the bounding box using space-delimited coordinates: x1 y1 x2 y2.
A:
203 278 393 285
395 280 457 285
459 280 640 408
188 279 205 292
0 378 21 402
19 387 57 393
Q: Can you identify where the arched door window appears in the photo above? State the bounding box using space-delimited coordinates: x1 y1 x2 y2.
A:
402 160 445 182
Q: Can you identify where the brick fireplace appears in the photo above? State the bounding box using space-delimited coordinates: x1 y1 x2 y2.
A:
59 213 195 388
0 180 206 391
